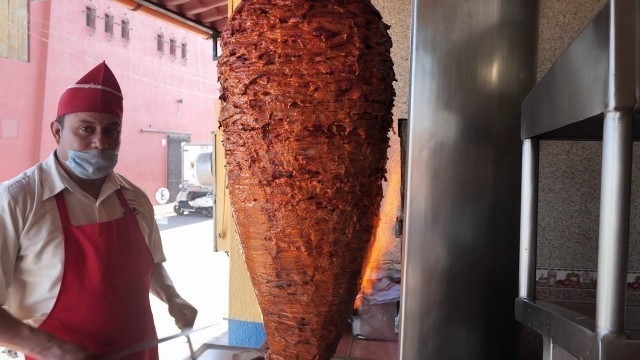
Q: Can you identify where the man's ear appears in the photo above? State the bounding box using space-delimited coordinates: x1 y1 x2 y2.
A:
50 120 62 144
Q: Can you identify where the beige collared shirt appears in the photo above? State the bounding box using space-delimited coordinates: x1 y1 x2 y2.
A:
0 152 165 326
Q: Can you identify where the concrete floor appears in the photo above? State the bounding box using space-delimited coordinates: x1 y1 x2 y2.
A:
150 205 399 360
151 207 230 359
335 333 399 360
193 333 399 360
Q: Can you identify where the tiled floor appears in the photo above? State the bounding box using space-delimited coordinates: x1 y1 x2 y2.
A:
196 337 399 360
198 325 399 359
334 330 399 360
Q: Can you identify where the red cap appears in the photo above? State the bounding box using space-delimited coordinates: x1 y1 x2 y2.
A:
56 61 123 119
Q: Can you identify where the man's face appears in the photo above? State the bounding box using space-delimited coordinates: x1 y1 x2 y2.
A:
51 112 122 162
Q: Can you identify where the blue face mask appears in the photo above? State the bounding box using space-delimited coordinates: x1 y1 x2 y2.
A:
65 149 118 179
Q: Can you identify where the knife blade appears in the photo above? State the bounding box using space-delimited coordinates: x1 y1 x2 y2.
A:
100 323 215 360
185 334 196 360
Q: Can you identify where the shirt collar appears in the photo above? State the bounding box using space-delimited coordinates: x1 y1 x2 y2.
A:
40 151 130 201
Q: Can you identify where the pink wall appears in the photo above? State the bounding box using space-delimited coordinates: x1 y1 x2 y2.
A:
0 1 51 179
1 0 219 202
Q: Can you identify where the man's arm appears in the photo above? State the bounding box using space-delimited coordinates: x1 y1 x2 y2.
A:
0 185 89 359
150 263 197 330
0 307 90 359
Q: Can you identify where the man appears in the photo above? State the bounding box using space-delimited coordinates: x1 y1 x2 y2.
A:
0 62 197 359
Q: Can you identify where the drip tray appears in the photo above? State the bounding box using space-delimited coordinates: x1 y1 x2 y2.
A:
194 344 354 360
194 345 262 360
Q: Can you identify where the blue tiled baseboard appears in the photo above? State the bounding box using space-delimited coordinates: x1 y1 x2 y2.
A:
228 319 266 348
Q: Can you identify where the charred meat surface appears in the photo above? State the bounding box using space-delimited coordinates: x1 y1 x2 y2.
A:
218 0 395 359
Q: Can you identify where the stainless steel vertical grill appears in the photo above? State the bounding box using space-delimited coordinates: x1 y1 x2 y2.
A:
401 0 538 359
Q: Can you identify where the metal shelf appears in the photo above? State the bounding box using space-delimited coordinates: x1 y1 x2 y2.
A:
517 1 640 359
520 1 637 140
515 298 640 359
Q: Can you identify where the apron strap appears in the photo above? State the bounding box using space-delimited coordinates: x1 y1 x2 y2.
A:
114 189 134 215
55 189 134 229
54 192 73 229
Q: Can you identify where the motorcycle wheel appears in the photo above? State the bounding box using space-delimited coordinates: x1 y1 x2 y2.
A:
174 205 185 216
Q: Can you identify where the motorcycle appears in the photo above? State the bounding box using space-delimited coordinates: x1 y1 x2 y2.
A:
173 188 214 217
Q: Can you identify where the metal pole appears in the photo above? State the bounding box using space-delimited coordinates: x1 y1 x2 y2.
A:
140 128 192 136
595 110 632 336
595 0 635 338
519 138 539 299
542 337 553 360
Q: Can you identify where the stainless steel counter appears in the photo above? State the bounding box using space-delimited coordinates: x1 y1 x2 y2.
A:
193 344 355 360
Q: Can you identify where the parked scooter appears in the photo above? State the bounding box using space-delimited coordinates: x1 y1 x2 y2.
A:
173 188 214 217
173 146 215 217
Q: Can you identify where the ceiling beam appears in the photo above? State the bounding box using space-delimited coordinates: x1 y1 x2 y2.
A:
209 0 228 7
212 18 227 32
198 7 227 22
125 0 218 35
180 0 227 15
161 0 190 6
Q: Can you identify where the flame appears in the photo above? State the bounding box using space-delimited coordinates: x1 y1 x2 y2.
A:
355 134 402 309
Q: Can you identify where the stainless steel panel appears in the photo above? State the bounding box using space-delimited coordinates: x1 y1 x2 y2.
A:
607 0 636 110
521 0 637 140
521 4 609 139
400 0 538 358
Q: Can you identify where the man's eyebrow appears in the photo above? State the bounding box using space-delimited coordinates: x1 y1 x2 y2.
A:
77 119 121 127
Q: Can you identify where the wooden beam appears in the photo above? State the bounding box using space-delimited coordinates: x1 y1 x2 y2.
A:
114 0 215 36
212 17 226 31
180 0 226 15
161 0 190 6
198 6 226 22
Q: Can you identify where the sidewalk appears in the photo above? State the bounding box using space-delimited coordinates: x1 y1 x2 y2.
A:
154 203 177 218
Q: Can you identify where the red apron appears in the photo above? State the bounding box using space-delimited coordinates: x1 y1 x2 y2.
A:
28 189 158 359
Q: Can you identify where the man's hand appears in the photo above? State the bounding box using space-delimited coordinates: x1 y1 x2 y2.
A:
0 308 93 360
167 298 198 330
29 336 93 360
150 263 198 330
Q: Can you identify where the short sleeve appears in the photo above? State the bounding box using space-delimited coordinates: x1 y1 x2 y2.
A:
0 186 22 306
136 189 166 264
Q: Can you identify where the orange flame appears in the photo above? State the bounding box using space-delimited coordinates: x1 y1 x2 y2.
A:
355 134 402 309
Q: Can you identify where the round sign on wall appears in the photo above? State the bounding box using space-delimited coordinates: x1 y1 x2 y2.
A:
155 187 170 205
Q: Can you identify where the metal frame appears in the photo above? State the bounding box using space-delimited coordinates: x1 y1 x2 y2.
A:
517 1 640 358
